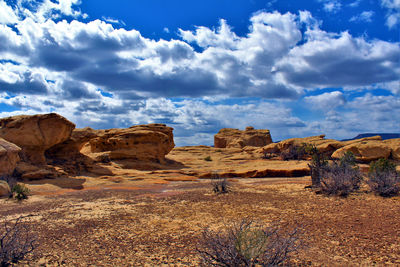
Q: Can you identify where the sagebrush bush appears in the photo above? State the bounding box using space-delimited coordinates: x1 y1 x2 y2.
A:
307 146 328 188
318 151 362 197
0 216 36 267
280 143 313 161
211 172 230 194
197 219 301 266
368 158 400 197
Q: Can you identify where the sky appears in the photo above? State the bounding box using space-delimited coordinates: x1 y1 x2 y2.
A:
0 0 399 146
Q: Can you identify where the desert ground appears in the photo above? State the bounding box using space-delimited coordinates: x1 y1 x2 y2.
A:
1 146 400 266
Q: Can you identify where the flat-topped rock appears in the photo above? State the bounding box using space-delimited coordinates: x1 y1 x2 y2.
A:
214 127 272 148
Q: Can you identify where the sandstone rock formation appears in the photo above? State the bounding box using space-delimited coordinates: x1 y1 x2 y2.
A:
0 113 75 165
0 180 10 198
83 124 175 163
214 127 272 148
0 138 21 176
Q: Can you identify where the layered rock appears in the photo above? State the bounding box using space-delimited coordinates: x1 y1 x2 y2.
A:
0 113 75 164
214 127 272 148
0 138 21 176
385 139 400 160
84 124 175 163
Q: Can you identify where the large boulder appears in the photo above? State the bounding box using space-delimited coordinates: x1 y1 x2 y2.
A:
214 127 272 148
0 180 10 198
0 138 21 176
0 113 75 165
85 124 175 163
331 138 392 162
384 138 400 160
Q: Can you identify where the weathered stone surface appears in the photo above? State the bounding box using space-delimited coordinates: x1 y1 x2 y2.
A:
214 127 272 148
0 138 21 176
84 124 174 163
46 127 97 159
0 180 10 198
332 140 391 162
0 113 75 164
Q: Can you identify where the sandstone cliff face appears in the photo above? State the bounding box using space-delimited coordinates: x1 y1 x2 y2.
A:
0 180 10 198
0 113 75 165
214 126 272 148
0 138 21 176
84 124 175 163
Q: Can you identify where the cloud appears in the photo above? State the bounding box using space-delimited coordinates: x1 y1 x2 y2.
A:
381 0 400 28
318 0 342 13
304 91 346 111
350 11 375 23
348 0 362 7
0 1 399 145
0 1 19 24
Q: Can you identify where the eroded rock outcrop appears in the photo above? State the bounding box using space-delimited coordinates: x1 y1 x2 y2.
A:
46 127 97 159
214 127 272 148
261 135 343 157
84 124 175 163
331 136 392 162
0 113 75 165
0 138 21 176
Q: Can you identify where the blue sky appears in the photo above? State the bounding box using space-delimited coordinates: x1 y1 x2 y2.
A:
0 0 399 145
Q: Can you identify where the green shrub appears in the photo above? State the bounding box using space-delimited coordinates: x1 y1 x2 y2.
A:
280 143 314 161
307 146 328 188
368 159 400 197
11 184 30 201
204 156 212 162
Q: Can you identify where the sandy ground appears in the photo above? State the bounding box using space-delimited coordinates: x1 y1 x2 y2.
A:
1 176 400 266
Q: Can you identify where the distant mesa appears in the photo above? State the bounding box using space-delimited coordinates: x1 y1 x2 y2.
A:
214 126 273 148
342 133 400 141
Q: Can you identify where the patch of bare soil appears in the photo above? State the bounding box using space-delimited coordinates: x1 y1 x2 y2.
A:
1 177 400 266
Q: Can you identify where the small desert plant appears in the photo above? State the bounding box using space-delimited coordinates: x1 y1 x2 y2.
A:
11 184 30 201
280 143 313 161
367 158 400 197
319 152 362 197
0 215 36 267
197 219 301 266
211 172 230 194
307 146 328 188
204 156 212 162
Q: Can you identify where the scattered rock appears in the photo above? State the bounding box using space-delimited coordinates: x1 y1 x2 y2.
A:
0 180 10 198
0 137 21 176
214 127 272 148
0 113 75 165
